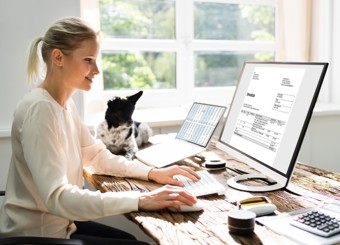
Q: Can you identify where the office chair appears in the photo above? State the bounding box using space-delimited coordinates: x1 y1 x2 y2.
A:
0 191 85 245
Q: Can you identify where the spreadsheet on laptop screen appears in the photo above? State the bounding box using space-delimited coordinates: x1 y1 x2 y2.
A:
176 103 226 147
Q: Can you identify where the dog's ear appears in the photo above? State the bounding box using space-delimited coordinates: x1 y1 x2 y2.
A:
127 91 143 105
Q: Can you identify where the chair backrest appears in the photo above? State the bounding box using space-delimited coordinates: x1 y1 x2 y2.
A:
0 191 85 245
0 236 86 245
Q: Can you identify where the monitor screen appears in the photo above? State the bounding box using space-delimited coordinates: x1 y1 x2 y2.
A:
216 61 328 192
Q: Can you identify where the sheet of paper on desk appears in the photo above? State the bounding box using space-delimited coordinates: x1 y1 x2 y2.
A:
256 211 340 245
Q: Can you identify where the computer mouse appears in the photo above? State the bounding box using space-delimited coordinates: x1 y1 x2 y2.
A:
168 200 204 212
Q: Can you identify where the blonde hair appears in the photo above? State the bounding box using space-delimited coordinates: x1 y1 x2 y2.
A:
26 17 97 85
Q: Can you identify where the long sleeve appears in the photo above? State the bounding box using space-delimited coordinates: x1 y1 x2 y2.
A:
0 89 152 238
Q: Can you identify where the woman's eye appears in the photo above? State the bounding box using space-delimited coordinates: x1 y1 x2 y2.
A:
85 58 92 63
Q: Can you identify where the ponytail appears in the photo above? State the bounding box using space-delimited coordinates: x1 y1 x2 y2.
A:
26 37 44 85
25 17 97 86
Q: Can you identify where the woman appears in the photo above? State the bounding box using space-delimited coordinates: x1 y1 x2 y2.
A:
0 17 199 244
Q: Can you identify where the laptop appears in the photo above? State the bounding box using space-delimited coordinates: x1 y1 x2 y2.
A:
135 102 226 168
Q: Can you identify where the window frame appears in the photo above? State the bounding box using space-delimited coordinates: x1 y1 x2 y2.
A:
81 0 278 124
99 0 278 110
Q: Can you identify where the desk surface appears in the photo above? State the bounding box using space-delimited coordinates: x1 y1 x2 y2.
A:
84 138 340 245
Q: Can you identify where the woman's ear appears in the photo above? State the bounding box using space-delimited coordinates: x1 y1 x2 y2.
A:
51 49 64 67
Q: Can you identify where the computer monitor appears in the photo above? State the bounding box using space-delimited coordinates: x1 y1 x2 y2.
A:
216 61 328 192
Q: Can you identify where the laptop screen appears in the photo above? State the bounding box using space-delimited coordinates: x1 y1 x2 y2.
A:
176 103 226 147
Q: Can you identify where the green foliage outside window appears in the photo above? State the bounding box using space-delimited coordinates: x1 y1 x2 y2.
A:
99 0 275 90
102 52 175 90
102 53 155 89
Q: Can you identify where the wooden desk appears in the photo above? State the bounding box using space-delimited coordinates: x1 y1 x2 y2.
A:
84 138 340 245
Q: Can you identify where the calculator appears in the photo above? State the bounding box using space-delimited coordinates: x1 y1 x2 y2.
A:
290 203 340 237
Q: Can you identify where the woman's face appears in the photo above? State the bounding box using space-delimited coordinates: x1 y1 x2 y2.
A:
62 38 100 91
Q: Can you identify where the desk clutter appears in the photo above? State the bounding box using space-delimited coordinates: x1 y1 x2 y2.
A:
183 150 340 243
84 138 340 245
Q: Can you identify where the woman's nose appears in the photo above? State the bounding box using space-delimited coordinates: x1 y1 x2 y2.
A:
92 63 100 75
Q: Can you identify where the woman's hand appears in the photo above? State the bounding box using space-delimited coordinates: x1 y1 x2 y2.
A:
138 184 197 211
147 165 200 186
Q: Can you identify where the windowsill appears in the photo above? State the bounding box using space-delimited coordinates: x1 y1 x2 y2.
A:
132 103 340 127
312 103 340 117
86 103 340 134
1 103 340 139
86 106 190 135
133 107 189 128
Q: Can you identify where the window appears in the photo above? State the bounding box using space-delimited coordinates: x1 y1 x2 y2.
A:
84 0 277 116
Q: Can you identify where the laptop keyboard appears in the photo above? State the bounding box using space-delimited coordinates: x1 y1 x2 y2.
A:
174 170 226 197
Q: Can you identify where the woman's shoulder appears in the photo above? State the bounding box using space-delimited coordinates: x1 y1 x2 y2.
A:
14 88 58 119
18 88 59 109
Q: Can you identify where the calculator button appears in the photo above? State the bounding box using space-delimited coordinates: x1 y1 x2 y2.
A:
290 210 340 237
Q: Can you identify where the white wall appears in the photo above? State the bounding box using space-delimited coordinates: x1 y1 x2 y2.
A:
332 0 340 104
0 0 82 217
298 110 340 173
0 0 81 199
0 2 152 242
0 0 82 130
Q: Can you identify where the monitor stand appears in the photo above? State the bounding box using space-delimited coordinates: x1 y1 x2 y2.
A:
227 173 285 192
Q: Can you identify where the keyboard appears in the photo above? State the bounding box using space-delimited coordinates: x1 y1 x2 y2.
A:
290 203 340 237
174 170 226 197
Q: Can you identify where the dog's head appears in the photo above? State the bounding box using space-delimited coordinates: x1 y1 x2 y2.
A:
105 91 143 129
